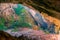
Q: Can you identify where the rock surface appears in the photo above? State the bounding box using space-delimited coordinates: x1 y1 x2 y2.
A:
0 28 58 40
1 0 60 19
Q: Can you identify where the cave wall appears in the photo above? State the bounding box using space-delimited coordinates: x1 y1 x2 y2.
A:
0 0 60 19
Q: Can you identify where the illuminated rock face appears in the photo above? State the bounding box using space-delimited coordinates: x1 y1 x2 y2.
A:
0 3 60 40
0 3 56 34
0 3 36 30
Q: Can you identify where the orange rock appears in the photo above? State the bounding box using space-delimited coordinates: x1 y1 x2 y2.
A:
33 25 39 30
41 12 60 33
